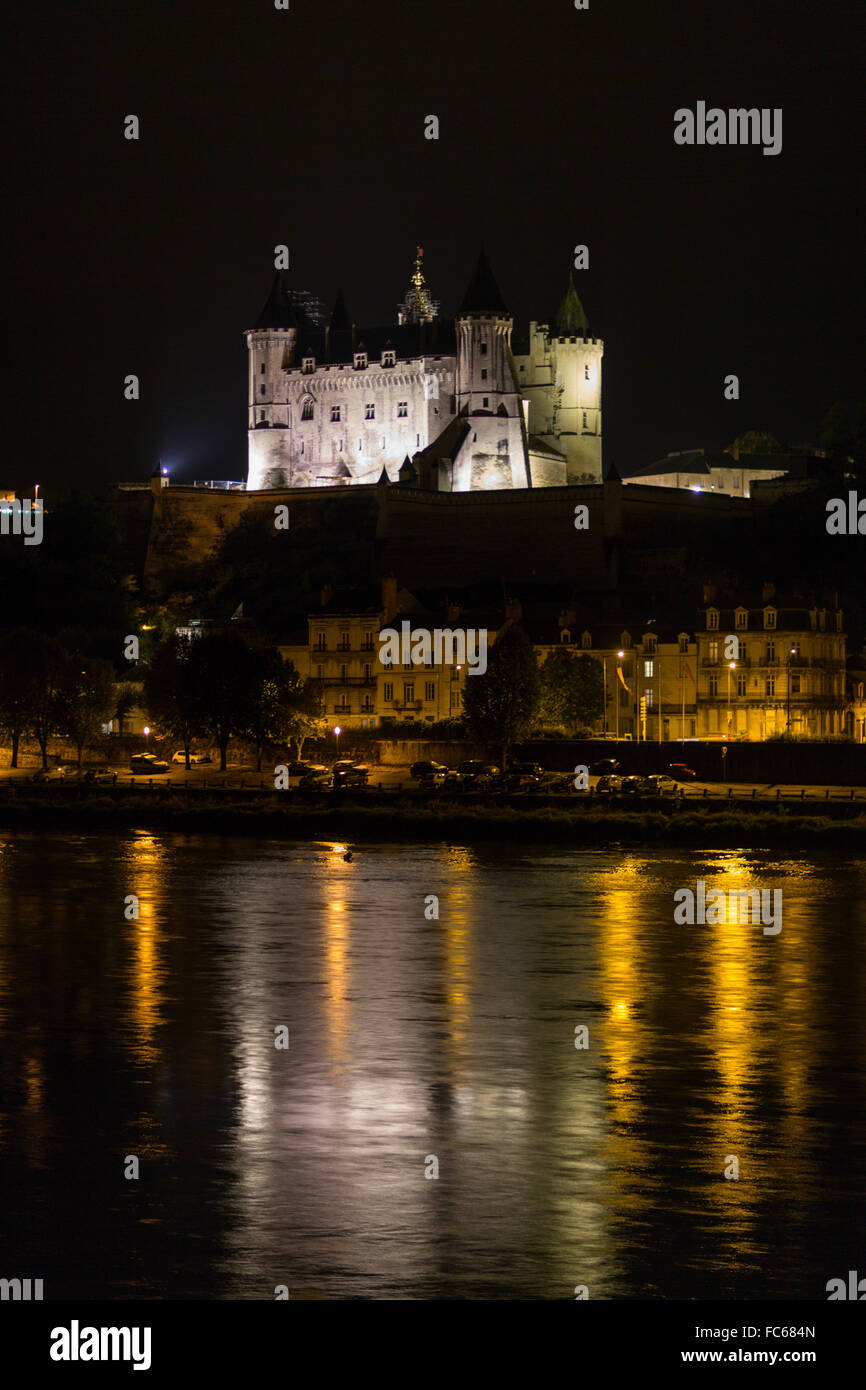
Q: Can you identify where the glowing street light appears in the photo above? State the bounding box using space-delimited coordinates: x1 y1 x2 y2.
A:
727 661 736 735
333 725 342 759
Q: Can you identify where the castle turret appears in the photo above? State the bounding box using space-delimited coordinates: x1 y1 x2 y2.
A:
245 271 305 489
453 250 529 490
549 272 603 483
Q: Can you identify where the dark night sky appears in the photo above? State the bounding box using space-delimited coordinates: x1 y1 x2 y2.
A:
7 0 865 494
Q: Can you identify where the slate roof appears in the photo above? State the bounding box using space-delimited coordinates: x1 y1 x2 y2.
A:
459 248 509 315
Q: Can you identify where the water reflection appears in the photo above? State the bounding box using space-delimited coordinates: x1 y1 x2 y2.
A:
0 831 863 1299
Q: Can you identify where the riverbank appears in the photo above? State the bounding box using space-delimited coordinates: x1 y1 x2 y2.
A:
1 789 865 846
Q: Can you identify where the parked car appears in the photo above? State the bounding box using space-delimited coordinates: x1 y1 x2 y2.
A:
643 774 679 795
411 760 447 779
83 768 114 784
619 775 648 796
596 773 623 794
504 766 543 790
334 762 370 787
172 751 213 765
668 763 697 781
457 760 500 777
286 760 317 777
31 766 66 783
130 753 169 774
417 769 448 792
590 758 621 776
299 766 329 788
510 761 544 778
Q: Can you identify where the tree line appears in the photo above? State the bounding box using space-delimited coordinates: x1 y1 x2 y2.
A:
0 627 323 772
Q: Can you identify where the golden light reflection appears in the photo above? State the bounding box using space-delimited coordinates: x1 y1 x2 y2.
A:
323 896 351 1078
438 846 476 1080
125 833 169 1069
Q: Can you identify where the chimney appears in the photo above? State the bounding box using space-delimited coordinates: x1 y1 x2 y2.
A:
762 580 776 604
381 572 398 624
320 582 333 609
702 581 718 604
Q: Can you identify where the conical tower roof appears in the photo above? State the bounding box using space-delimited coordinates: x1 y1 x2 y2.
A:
458 248 509 316
555 272 589 336
329 288 352 332
254 270 300 330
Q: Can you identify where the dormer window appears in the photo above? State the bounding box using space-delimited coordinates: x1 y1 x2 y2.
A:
643 634 657 654
302 357 315 373
621 631 632 649
382 349 395 367
707 608 719 631
354 351 367 370
764 607 777 630
581 631 592 649
735 608 748 629
679 634 689 653
560 629 572 645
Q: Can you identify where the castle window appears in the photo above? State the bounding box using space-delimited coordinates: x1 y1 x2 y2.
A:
382 350 395 367
480 342 488 355
582 411 588 428
483 397 489 408
260 384 266 395
302 357 315 373
331 405 341 422
259 411 266 422
481 369 488 380
365 403 375 420
260 363 266 374
354 352 367 369
585 365 590 380
397 401 408 418
301 399 314 420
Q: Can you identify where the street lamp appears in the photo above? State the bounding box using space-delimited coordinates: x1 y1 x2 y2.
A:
786 647 796 733
616 650 624 741
727 661 736 736
333 725 342 759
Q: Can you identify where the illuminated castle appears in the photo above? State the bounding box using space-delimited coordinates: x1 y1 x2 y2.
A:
245 248 603 491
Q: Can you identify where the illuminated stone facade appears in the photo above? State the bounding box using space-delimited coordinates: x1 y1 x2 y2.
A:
246 250 603 492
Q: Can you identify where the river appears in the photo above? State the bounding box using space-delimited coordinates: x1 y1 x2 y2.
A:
0 830 863 1299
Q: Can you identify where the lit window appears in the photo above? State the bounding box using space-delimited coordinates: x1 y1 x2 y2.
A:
709 640 719 663
645 689 654 708
644 660 654 677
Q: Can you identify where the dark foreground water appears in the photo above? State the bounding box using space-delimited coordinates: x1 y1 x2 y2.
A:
0 829 864 1300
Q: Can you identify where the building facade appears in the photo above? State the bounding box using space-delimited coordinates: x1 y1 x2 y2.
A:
696 586 847 739
246 249 603 492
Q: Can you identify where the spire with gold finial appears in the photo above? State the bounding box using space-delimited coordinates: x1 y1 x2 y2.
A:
397 245 440 324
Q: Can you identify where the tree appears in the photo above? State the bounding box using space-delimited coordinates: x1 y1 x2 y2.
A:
142 633 205 769
539 647 604 732
18 633 69 769
820 401 866 481
462 624 539 769
56 656 117 767
186 629 262 771
0 629 42 766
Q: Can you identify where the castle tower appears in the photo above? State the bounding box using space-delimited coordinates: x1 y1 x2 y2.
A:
549 273 603 483
245 271 304 490
453 249 529 490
